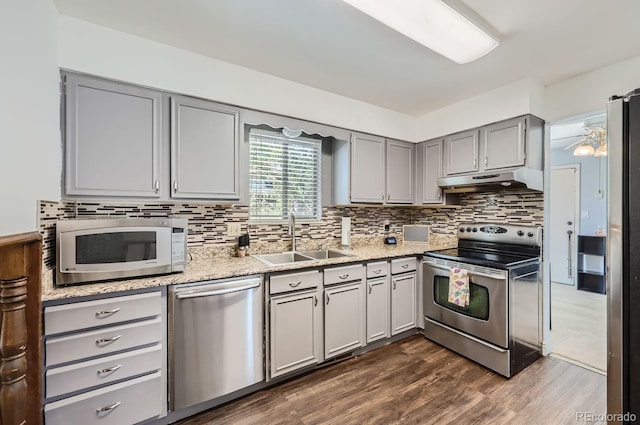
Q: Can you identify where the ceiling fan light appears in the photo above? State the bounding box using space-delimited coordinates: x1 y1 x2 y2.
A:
594 143 608 157
341 0 498 64
573 144 595 156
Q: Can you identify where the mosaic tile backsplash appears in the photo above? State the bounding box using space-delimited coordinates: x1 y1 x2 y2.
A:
39 190 543 269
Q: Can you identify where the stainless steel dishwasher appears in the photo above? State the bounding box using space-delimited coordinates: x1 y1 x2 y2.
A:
169 275 264 410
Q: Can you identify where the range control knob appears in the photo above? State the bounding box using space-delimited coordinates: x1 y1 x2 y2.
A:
527 232 535 237
466 227 472 232
517 230 524 236
472 227 478 232
459 227 465 232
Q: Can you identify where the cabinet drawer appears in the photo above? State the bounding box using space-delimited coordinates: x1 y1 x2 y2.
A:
46 317 162 367
391 257 417 274
366 261 389 278
46 345 162 398
44 371 162 425
324 264 364 285
45 292 161 335
270 270 321 295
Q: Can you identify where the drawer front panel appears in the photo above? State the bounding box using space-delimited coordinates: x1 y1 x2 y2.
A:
324 264 364 286
391 257 417 274
270 270 321 295
46 318 162 367
366 261 389 278
46 345 162 398
44 371 162 425
45 292 161 335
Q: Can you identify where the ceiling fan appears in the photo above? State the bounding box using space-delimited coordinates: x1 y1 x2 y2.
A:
562 125 607 156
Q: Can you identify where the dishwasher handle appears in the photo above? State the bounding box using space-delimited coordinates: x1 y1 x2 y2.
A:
174 279 261 299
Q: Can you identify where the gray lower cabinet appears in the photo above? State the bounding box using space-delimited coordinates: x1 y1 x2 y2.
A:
366 261 390 343
444 128 479 175
350 133 386 203
386 139 414 204
324 264 366 359
366 275 390 343
268 270 323 379
43 290 165 424
63 73 162 198
391 258 417 336
170 96 240 200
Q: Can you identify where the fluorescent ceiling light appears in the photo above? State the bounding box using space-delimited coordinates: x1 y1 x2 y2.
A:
342 0 498 64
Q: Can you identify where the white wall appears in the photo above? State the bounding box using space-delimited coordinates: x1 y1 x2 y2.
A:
413 78 546 141
0 0 60 237
544 55 640 123
57 16 417 142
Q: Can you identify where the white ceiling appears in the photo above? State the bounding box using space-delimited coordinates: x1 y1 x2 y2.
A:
53 0 640 116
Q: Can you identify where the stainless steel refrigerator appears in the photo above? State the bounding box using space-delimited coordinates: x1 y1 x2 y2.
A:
607 89 640 423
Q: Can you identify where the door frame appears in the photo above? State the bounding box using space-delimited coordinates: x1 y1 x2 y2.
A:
550 164 581 285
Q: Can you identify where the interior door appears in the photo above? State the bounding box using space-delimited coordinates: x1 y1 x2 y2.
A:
550 165 580 285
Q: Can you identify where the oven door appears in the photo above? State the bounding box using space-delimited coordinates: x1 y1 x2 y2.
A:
423 257 508 348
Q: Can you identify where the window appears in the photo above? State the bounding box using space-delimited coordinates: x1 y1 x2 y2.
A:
249 128 322 221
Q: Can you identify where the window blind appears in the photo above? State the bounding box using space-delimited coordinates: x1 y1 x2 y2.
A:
249 128 322 221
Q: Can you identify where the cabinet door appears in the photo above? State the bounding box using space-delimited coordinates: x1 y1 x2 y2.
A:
386 140 414 204
324 281 365 359
483 116 526 170
171 96 239 200
391 272 417 335
366 277 390 343
350 134 385 203
270 289 322 378
64 74 162 197
422 139 444 204
445 129 479 175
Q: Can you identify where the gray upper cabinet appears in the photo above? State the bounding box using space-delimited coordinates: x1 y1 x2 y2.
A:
482 116 526 170
171 96 239 200
386 140 414 204
444 129 479 176
64 74 162 198
350 133 385 203
421 139 443 204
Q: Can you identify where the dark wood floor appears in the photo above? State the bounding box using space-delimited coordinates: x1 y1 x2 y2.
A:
176 336 606 425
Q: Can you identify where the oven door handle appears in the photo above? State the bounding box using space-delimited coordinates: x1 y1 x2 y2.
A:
423 260 506 280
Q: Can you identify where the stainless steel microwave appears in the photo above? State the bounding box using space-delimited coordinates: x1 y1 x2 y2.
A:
56 218 188 286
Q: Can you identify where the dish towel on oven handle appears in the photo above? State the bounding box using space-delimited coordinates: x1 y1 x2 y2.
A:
448 267 470 307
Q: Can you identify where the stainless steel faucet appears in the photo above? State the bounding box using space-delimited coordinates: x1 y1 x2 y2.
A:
288 212 296 252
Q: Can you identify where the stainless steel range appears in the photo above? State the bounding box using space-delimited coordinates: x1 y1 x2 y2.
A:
423 223 542 377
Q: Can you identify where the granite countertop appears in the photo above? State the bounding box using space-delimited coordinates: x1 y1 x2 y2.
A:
42 239 456 301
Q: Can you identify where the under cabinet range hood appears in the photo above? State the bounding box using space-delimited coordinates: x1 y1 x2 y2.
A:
437 168 543 193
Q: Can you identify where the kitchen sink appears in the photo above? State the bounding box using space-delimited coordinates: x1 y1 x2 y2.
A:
252 252 315 266
253 249 353 266
297 249 353 260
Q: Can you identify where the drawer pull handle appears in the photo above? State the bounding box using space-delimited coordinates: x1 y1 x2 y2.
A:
289 281 302 287
96 335 121 345
372 269 382 274
96 401 121 413
338 274 349 280
95 308 121 317
402 264 409 269
97 364 122 375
